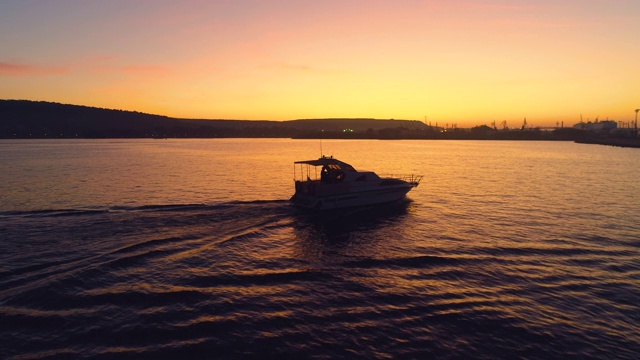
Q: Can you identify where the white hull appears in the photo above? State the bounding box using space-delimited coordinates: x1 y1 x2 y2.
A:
291 183 414 210
291 156 421 210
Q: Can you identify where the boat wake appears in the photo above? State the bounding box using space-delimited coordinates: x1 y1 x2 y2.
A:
1 198 638 360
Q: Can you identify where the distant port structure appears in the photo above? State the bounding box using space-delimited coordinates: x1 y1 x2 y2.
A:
571 109 640 148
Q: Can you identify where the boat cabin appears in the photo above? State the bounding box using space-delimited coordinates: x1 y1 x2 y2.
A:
294 155 382 180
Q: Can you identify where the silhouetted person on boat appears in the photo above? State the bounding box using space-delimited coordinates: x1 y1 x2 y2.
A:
321 165 345 184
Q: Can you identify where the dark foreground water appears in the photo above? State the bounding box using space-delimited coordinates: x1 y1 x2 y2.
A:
1 139 639 359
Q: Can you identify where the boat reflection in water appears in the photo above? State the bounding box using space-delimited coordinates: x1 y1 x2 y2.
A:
290 156 422 210
290 197 416 267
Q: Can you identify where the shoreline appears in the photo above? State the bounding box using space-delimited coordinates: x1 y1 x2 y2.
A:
575 138 640 148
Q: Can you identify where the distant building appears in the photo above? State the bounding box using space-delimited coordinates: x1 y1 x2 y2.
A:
573 120 617 133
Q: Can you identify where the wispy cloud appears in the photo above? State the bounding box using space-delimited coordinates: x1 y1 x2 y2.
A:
78 55 172 78
0 56 172 79
0 61 69 77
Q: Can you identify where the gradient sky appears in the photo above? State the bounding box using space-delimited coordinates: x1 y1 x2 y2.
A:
1 0 639 126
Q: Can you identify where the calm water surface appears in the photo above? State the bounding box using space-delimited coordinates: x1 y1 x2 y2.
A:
1 139 638 359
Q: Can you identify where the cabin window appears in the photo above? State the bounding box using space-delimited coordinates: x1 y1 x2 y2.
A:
321 165 345 184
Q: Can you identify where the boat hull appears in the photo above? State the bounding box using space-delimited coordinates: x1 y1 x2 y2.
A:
290 184 414 210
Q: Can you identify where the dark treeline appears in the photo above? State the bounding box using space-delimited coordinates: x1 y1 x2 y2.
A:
1 99 591 141
0 100 422 139
296 125 587 141
0 100 299 138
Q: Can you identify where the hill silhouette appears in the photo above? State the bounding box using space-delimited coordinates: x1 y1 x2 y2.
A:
1 99 602 142
0 100 425 138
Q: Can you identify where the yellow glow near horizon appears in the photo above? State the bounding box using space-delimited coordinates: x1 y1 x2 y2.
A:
1 1 639 127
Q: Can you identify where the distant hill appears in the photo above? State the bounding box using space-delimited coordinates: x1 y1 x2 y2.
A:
2 100 597 142
0 100 425 138
285 118 425 132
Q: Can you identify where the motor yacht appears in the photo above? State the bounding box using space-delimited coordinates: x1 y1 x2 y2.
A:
290 156 422 210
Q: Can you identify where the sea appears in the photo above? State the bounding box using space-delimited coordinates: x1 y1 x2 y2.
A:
1 138 638 359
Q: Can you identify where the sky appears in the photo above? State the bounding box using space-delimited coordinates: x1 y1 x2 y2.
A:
1 0 639 127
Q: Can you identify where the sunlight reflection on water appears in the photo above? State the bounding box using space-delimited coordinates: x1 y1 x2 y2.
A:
1 139 639 359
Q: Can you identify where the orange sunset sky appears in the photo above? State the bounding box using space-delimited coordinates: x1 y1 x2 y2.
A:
1 0 639 127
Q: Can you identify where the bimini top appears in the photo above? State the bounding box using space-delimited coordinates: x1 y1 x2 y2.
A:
294 156 357 172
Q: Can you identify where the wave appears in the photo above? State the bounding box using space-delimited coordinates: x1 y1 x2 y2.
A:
0 208 110 218
0 199 291 219
181 269 336 288
342 255 464 269
2 195 639 360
